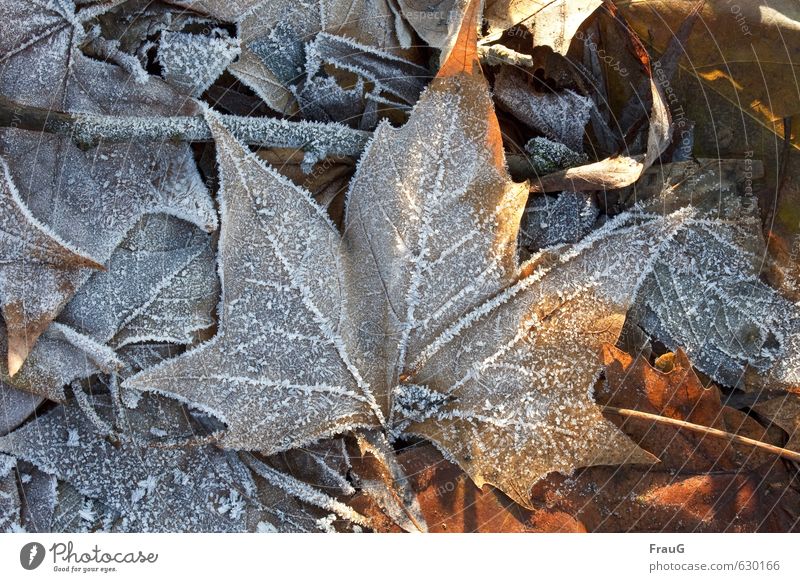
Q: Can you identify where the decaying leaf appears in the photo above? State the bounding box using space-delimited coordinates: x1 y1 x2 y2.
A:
617 0 800 133
598 345 777 470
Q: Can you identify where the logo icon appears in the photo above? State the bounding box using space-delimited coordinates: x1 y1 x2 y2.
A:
20 542 46 570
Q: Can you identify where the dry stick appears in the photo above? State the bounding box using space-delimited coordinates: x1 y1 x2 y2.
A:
604 406 800 463
0 95 371 159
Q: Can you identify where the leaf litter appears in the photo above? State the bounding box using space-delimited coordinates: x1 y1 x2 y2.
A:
0 0 798 532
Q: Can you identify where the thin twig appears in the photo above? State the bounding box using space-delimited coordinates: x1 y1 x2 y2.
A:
0 95 371 160
478 44 535 69
603 405 800 463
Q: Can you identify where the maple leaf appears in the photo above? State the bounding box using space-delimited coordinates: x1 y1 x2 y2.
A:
126 4 692 508
0 0 217 373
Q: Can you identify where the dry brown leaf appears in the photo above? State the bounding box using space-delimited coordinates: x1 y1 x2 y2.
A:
528 465 800 532
484 0 603 55
617 0 800 126
599 344 779 470
753 394 800 454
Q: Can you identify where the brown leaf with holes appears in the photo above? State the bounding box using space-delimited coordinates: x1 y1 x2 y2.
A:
598 344 782 470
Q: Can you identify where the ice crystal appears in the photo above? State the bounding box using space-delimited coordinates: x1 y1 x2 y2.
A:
0 453 20 532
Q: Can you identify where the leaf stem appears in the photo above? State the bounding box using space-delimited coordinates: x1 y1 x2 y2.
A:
0 95 371 159
603 406 800 463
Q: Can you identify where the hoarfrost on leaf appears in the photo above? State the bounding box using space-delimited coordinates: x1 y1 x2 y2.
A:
0 0 217 371
159 31 240 96
494 68 593 152
126 12 691 507
0 395 259 532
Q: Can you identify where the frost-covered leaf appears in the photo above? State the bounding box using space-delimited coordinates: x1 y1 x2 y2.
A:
0 453 20 532
634 224 785 386
159 31 240 96
127 8 688 508
0 0 217 370
306 33 429 106
16 461 57 533
0 395 259 532
173 0 418 113
494 68 593 151
0 382 42 436
629 160 788 387
1 322 123 402
242 453 371 531
58 214 218 349
0 158 104 376
294 75 369 127
126 106 377 451
524 137 588 175
521 191 598 252
1 215 215 401
50 482 119 533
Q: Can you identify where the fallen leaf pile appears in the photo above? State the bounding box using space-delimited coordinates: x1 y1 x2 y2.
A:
0 0 797 532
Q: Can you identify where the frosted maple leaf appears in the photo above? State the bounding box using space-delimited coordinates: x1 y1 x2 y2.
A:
127 5 690 506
